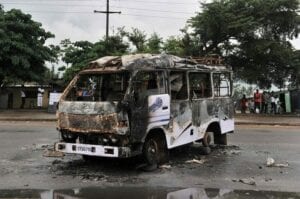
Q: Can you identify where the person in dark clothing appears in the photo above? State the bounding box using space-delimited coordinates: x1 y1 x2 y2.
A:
240 94 248 114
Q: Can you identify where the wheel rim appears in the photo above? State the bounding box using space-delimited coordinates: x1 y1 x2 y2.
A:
145 139 159 165
203 132 213 147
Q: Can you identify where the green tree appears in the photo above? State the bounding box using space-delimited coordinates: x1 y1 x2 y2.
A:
180 26 200 56
163 36 184 56
0 6 58 86
60 30 129 82
126 28 147 52
189 0 299 88
145 33 163 53
290 50 300 88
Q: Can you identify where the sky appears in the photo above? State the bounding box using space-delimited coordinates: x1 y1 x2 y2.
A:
1 0 201 45
2 0 300 50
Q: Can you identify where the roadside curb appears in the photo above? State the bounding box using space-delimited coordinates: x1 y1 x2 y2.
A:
0 118 56 122
235 122 300 126
1 118 299 126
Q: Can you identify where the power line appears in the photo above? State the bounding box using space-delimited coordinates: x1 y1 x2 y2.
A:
1 2 104 7
122 13 186 20
21 10 188 20
1 0 198 5
2 2 195 15
110 6 195 14
21 10 95 14
110 0 198 5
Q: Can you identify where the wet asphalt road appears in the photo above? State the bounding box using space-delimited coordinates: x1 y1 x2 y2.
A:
0 121 299 197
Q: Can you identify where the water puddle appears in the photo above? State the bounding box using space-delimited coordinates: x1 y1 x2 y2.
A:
0 187 299 199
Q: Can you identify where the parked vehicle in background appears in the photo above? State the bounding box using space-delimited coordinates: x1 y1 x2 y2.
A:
55 54 234 167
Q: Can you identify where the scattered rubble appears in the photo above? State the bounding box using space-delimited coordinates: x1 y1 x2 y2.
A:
52 160 63 165
266 157 275 167
32 143 52 151
185 159 206 164
265 177 272 182
234 178 256 186
43 149 64 157
266 157 289 168
159 164 172 169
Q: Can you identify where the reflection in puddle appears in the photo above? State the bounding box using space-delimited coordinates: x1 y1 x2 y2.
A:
0 187 299 199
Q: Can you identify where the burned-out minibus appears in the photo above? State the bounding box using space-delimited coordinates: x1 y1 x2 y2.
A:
55 54 234 165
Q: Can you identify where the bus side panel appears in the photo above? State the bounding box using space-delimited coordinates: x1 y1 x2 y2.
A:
213 98 235 134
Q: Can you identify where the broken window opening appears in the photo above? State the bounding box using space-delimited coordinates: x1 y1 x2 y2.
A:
213 73 231 97
131 71 166 106
170 71 188 100
189 72 212 99
65 72 130 102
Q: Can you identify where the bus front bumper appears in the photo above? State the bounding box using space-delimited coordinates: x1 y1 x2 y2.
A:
55 142 131 158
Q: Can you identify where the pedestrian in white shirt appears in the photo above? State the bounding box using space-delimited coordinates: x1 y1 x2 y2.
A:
37 87 44 108
20 85 26 109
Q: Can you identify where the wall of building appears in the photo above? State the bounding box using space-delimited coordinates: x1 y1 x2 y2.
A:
0 87 50 109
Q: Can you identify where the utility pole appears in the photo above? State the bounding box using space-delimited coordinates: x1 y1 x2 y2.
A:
94 0 121 40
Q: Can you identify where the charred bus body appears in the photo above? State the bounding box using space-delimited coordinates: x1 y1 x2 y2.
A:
55 54 234 165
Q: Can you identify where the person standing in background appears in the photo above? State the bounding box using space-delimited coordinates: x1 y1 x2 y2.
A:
261 91 268 114
20 85 26 109
253 89 261 113
270 92 276 114
37 87 44 108
240 94 248 114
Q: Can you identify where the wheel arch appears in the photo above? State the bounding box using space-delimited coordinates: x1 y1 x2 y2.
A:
205 121 227 145
206 122 221 135
143 127 167 143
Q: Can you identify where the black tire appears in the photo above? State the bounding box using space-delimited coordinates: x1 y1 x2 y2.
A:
202 132 213 147
142 135 168 166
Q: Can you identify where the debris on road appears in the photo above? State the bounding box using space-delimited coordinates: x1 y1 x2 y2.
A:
266 157 289 168
266 157 275 167
238 178 256 186
33 143 52 151
52 160 63 165
265 177 272 182
159 164 172 169
185 159 206 164
43 149 64 157
273 163 289 168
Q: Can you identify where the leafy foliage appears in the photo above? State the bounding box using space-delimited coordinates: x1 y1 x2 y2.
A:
0 6 58 86
146 33 163 54
290 50 300 88
163 36 184 56
60 30 129 82
188 0 300 88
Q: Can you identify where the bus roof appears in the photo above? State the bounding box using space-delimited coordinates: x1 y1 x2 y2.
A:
80 54 232 73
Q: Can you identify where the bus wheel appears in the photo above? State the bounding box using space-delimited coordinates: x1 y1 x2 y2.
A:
143 135 168 167
202 132 213 147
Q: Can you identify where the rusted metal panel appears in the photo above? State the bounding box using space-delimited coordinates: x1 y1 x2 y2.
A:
57 101 129 134
58 112 119 133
